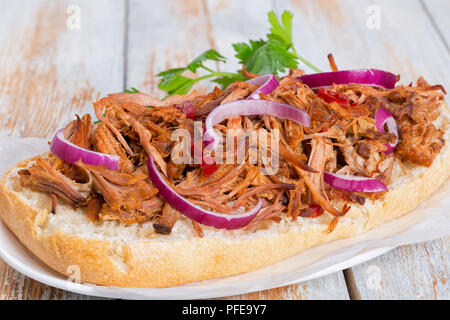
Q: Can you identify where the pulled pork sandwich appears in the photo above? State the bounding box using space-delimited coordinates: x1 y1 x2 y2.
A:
0 67 448 288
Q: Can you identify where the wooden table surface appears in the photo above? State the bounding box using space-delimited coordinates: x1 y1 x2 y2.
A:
0 0 449 300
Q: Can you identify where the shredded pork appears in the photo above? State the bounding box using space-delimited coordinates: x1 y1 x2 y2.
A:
19 71 446 234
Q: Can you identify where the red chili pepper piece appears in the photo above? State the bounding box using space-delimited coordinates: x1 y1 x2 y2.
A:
201 154 218 176
181 102 195 119
317 88 355 107
300 204 325 218
190 141 202 164
191 141 219 176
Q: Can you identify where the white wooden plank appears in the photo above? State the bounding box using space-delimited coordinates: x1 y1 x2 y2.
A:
0 260 106 300
0 0 124 300
346 238 449 299
126 0 216 97
1 0 447 300
224 272 350 300
420 0 450 52
274 0 450 299
203 0 274 73
0 0 125 139
127 0 350 300
204 0 350 300
274 0 450 88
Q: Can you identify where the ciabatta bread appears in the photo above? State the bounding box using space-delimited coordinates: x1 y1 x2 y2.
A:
0 105 449 288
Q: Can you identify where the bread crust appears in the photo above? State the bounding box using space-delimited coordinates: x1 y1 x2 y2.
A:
1 123 449 288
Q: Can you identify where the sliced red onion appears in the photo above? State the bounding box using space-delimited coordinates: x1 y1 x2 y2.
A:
375 107 398 155
50 129 120 171
202 75 279 149
324 172 388 193
299 69 397 89
204 100 310 150
246 74 279 100
147 155 263 230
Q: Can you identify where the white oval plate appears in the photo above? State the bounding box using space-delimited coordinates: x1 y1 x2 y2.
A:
0 137 449 299
0 218 394 299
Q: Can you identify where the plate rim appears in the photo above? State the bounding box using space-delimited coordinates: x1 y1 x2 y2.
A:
0 219 395 299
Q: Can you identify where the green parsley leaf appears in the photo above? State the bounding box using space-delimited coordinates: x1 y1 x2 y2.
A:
236 39 298 75
267 10 322 73
167 78 197 96
157 68 193 95
156 10 321 96
231 11 299 75
157 50 229 96
123 87 140 93
267 10 293 46
211 71 247 89
233 39 266 67
186 49 226 73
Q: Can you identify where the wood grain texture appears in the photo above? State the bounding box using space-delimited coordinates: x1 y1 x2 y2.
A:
0 0 124 300
0 0 449 300
203 0 273 72
275 0 450 300
420 0 450 53
275 0 450 88
224 272 350 300
126 0 216 96
345 238 449 299
0 0 125 139
200 0 351 300
0 260 104 300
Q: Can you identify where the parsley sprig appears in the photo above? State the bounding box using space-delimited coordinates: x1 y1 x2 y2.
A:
123 87 140 93
157 49 242 96
157 10 321 96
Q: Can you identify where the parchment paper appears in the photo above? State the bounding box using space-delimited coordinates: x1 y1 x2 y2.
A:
0 136 448 299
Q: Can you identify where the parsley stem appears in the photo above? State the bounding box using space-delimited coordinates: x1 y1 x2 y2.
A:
199 66 240 78
297 56 322 73
200 65 216 74
194 74 216 81
211 71 241 77
192 73 234 84
291 47 322 73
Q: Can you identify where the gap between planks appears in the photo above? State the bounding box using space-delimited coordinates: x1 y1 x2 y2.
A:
419 0 450 54
123 0 130 90
343 269 361 300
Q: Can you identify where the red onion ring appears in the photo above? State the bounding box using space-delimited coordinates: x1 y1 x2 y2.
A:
147 155 263 230
201 74 280 170
324 172 388 193
50 128 120 171
299 69 397 89
246 74 279 100
375 107 398 155
203 100 311 150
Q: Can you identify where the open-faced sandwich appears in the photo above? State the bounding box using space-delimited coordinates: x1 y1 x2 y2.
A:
0 12 448 288
1 66 448 287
